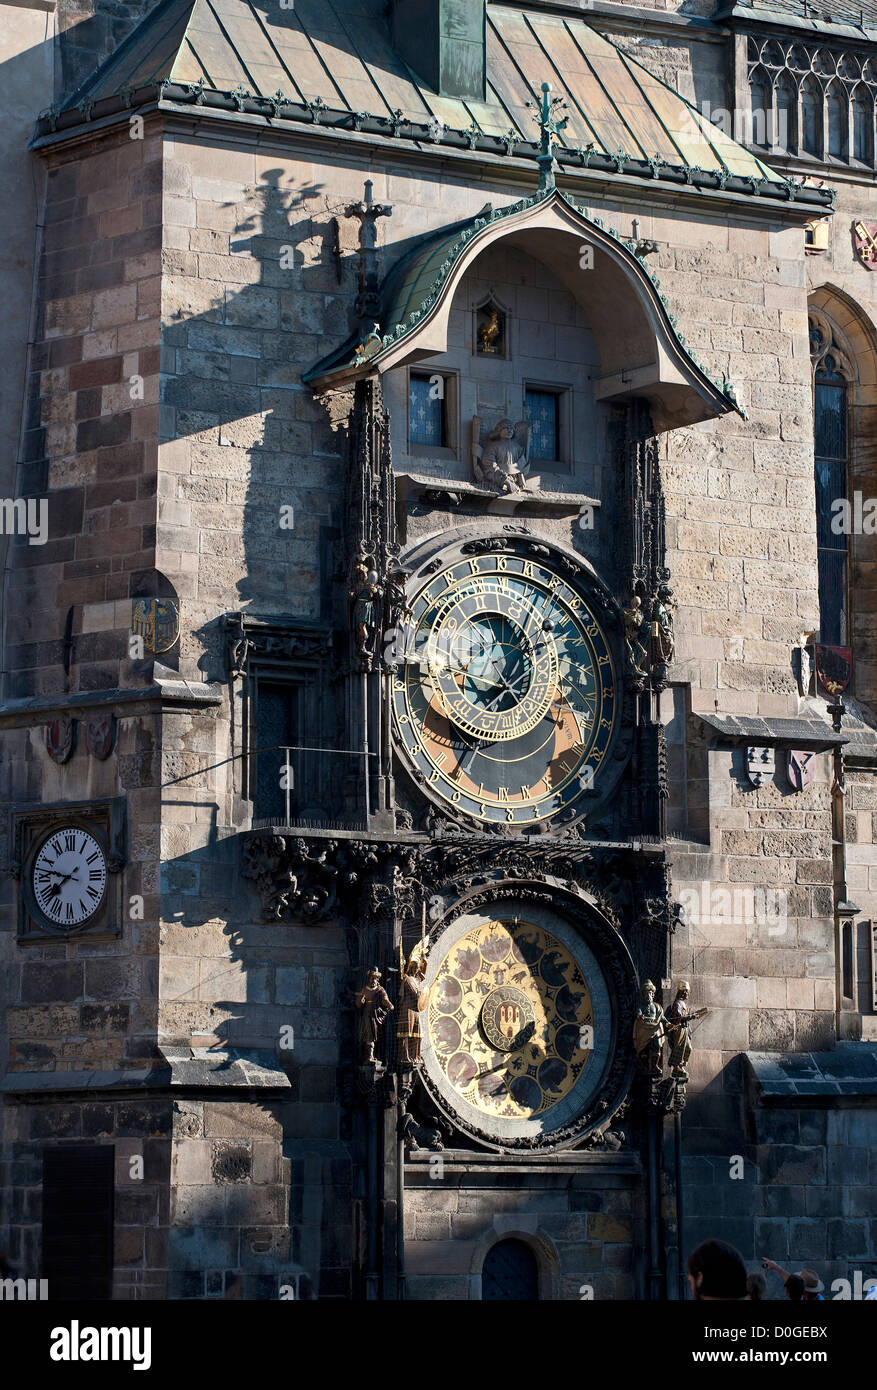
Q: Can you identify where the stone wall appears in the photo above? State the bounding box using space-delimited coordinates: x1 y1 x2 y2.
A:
7 124 162 701
404 1152 645 1299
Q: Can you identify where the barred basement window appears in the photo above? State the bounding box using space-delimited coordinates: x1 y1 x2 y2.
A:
481 1238 539 1301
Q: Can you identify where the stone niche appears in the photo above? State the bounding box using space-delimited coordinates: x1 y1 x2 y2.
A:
384 240 606 500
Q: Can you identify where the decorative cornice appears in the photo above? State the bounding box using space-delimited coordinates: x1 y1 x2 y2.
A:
32 77 834 225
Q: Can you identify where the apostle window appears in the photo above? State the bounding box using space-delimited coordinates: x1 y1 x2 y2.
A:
408 369 457 455
524 385 564 463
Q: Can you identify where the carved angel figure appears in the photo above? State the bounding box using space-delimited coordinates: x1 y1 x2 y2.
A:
473 418 531 493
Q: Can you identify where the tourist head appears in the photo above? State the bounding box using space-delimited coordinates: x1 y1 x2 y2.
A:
687 1240 748 1301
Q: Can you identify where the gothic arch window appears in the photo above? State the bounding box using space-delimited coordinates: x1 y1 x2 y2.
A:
747 36 876 168
802 74 823 157
852 85 874 164
776 72 797 152
749 66 772 147
810 311 853 646
481 1238 540 1301
826 81 848 160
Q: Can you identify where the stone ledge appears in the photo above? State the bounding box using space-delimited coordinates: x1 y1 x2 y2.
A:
398 471 598 518
695 712 847 750
746 1046 877 1102
0 673 223 727
1 1048 291 1098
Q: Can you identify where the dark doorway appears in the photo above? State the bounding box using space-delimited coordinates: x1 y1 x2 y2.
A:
481 1237 539 1300
42 1145 115 1300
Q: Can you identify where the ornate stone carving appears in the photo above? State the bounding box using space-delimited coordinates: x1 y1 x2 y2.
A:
345 178 392 328
242 833 423 926
471 417 533 493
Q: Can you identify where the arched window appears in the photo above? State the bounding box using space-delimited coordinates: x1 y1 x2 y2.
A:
776 73 797 151
827 81 848 159
481 1238 539 1300
852 85 874 163
802 74 823 156
749 67 771 147
810 313 851 646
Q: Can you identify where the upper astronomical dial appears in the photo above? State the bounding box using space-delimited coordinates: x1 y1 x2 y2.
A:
426 585 558 742
392 548 617 827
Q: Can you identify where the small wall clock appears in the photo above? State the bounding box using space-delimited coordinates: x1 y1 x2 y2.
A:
31 826 108 929
11 797 125 939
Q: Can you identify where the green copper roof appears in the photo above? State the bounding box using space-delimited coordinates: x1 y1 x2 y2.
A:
46 0 785 190
302 185 745 421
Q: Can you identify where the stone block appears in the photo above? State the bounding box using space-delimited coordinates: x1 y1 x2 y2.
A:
827 1218 869 1259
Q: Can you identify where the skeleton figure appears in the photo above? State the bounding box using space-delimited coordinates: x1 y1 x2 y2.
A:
475 418 531 493
624 595 650 675
397 950 429 1064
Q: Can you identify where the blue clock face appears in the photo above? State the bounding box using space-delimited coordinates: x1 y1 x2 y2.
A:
392 549 618 827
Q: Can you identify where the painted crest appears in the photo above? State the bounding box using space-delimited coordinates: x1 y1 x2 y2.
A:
746 746 772 787
45 717 75 764
854 220 877 269
814 643 852 696
85 712 115 761
131 597 180 656
786 749 816 792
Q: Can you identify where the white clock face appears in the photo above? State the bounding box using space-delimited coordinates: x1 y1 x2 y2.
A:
32 827 107 929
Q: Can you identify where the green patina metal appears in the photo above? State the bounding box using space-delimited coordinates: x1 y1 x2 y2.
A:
43 0 790 199
301 184 745 417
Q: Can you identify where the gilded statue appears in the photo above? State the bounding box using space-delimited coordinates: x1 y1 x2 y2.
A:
665 980 708 1079
633 979 666 1077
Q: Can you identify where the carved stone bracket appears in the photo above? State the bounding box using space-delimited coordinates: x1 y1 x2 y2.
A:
222 613 338 682
242 832 424 926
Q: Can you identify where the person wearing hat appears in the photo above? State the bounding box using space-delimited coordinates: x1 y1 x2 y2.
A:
761 1258 825 1300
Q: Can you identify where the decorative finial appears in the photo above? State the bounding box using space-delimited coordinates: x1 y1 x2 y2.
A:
528 81 569 192
345 179 393 330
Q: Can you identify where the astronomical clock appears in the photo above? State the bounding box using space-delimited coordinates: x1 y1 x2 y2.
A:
391 537 623 829
390 533 638 1150
417 898 635 1148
